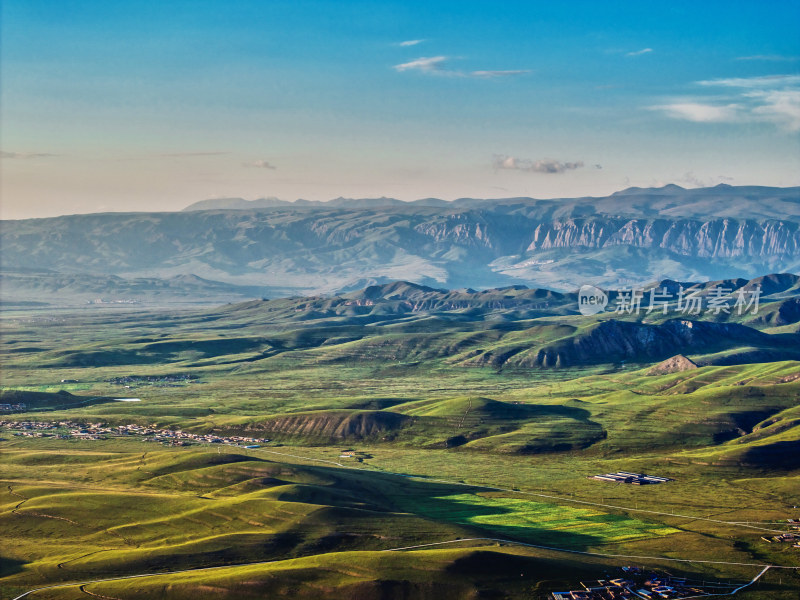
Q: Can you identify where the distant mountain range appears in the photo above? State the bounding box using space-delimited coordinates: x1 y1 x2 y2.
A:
184 184 800 219
1 185 798 304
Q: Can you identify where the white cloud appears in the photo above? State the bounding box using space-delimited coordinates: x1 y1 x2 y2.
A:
650 102 744 123
678 171 735 188
736 55 800 62
393 56 448 74
749 89 800 132
243 160 277 169
1 151 57 159
494 155 585 174
162 151 228 157
651 73 800 132
626 48 653 57
698 74 800 88
398 39 424 47
393 57 530 78
471 69 531 78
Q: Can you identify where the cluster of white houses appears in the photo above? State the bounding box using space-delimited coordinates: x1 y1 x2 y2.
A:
589 471 673 485
0 420 268 447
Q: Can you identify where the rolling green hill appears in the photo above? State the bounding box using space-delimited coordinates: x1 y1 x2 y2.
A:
1 278 799 598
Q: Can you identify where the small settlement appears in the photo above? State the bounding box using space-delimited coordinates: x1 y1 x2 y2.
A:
551 568 740 599
761 525 800 546
107 373 199 388
589 471 673 485
0 420 269 447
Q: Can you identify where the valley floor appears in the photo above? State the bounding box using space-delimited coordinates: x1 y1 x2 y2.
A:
1 300 799 598
1 431 799 599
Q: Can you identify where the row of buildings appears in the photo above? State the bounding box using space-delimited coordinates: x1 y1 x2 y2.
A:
589 471 673 485
0 420 269 447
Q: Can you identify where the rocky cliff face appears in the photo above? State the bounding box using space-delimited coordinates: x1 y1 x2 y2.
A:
1 186 798 297
500 318 792 369
523 218 799 258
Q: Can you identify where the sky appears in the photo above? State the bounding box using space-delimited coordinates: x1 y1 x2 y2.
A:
1 0 799 219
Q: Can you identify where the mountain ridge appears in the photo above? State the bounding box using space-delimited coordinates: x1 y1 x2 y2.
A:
2 185 798 299
181 184 800 220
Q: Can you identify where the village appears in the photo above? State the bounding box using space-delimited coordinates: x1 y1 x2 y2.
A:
762 523 800 548
106 373 200 388
551 568 743 599
0 419 269 448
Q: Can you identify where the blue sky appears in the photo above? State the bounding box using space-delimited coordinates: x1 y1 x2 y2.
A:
1 0 799 218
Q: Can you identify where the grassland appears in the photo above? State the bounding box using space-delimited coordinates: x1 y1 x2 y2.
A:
1 290 799 598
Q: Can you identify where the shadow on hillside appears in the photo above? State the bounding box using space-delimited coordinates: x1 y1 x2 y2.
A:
0 556 27 578
346 398 419 410
329 468 607 552
506 403 593 421
740 440 800 469
387 486 607 551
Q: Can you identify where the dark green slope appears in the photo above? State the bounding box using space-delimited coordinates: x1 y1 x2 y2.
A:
15 276 800 373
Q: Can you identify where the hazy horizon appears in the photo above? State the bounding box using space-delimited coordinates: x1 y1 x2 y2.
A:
4 181 800 222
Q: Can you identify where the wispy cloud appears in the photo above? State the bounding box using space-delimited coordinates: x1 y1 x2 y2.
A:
398 39 424 47
697 74 800 88
736 55 800 62
626 48 653 57
749 89 800 132
650 102 743 123
650 74 800 132
393 56 448 74
493 155 586 174
471 70 531 78
679 171 735 188
394 56 530 78
162 151 229 157
1 151 58 159
243 159 277 169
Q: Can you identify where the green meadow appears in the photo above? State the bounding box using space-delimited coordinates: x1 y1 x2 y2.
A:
1 292 799 598
393 492 680 546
